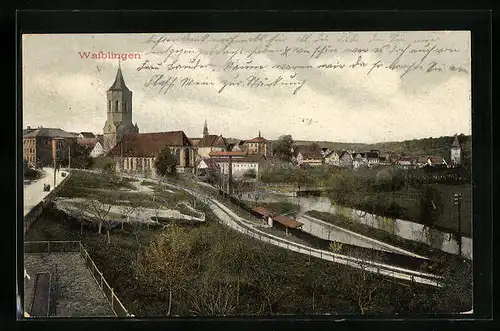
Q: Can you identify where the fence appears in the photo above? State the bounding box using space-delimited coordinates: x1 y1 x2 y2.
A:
24 171 73 235
205 196 442 287
24 241 130 317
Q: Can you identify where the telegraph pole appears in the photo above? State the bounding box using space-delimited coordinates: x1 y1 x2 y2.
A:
52 139 57 189
227 156 233 199
454 193 462 256
68 145 71 172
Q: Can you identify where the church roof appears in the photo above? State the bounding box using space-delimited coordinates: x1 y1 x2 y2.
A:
107 131 192 157
108 67 130 92
452 135 461 148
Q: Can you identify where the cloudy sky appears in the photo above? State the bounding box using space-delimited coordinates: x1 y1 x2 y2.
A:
22 31 471 143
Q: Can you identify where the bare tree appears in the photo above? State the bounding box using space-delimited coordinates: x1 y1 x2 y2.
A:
186 277 238 316
138 226 194 316
330 248 390 315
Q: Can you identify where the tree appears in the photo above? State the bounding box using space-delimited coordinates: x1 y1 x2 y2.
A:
330 248 390 315
138 226 195 316
155 146 177 177
72 143 95 169
273 134 295 162
291 168 308 191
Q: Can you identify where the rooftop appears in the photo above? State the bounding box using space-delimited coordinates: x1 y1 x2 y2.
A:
23 128 76 139
272 215 303 229
107 131 192 157
108 66 130 92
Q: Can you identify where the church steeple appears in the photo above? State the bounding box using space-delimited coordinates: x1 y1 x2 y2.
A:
452 134 461 148
103 64 137 154
108 62 130 92
203 120 209 137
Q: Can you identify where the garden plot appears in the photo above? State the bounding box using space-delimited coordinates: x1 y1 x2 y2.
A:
53 197 205 224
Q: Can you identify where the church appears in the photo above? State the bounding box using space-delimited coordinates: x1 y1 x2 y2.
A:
104 64 195 174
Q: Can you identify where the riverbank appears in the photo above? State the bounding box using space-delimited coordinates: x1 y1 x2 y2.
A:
306 210 465 263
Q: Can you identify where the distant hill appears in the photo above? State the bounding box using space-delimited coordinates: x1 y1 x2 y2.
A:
293 140 366 152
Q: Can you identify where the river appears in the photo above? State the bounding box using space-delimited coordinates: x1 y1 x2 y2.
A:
242 191 472 259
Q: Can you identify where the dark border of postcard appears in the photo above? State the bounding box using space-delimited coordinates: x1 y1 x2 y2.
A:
11 9 494 331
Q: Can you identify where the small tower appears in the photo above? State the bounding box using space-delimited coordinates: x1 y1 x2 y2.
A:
258 130 261 138
203 120 209 138
450 134 462 167
103 63 139 153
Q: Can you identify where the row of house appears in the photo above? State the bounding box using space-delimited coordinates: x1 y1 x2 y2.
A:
294 136 461 170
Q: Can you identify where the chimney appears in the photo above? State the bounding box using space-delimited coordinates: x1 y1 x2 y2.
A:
27 126 31 130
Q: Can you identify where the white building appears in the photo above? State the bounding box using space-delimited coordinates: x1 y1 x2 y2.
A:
324 150 340 166
90 141 104 158
212 155 266 179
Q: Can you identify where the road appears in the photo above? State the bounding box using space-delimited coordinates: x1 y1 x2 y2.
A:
24 167 66 216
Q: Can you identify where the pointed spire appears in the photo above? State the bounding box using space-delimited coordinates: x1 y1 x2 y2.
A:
452 134 461 148
108 64 130 91
203 119 209 137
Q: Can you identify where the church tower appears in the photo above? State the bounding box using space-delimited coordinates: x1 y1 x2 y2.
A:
203 119 209 138
450 134 462 167
103 63 139 153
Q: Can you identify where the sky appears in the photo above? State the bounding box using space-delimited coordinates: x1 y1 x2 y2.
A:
22 32 471 144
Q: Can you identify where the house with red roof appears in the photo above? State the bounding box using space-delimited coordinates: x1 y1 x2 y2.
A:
242 131 270 158
107 131 195 175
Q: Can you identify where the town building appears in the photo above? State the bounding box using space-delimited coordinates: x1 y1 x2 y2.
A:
231 140 248 153
103 64 139 153
107 131 195 175
320 147 331 157
352 153 369 169
296 149 323 167
196 120 228 159
208 151 247 158
23 127 77 167
425 156 448 168
366 151 380 166
196 158 220 176
243 131 270 157
450 134 462 167
324 150 340 166
211 154 266 179
339 150 354 168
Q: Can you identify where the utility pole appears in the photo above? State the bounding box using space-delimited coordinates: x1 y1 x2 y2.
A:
227 156 233 200
52 139 57 189
68 145 71 172
454 193 462 257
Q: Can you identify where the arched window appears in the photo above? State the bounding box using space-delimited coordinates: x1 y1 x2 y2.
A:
115 100 119 112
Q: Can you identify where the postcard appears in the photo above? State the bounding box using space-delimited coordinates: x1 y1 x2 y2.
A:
21 31 472 318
